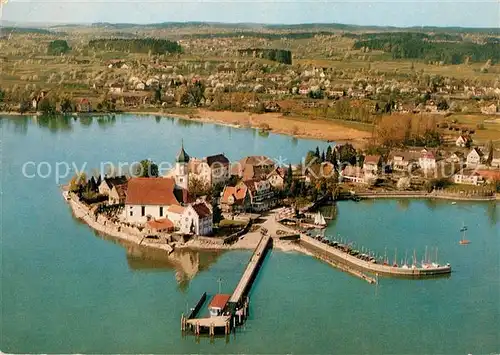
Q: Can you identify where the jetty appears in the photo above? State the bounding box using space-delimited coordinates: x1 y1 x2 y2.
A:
300 234 451 278
182 233 272 336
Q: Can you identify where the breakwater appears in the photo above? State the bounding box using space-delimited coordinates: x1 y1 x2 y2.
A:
300 235 451 278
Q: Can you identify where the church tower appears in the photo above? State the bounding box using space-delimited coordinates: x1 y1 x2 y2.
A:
175 141 190 190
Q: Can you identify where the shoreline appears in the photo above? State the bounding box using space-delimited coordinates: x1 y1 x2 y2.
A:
65 190 306 255
1 109 372 146
355 192 499 202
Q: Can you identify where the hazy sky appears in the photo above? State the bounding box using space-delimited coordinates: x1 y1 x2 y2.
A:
2 0 500 28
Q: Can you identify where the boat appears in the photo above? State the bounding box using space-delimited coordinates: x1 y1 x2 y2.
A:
314 212 327 229
451 202 457 205
459 223 470 245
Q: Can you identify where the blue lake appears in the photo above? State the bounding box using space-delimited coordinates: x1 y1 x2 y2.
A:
1 115 499 353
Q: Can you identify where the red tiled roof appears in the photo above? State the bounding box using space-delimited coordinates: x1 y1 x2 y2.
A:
146 218 174 231
477 170 500 180
221 185 248 205
125 178 180 206
209 294 231 309
364 155 380 164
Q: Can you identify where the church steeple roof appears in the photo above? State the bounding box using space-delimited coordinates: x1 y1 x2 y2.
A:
176 141 190 163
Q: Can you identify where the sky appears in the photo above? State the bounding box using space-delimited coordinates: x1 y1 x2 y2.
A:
1 0 500 28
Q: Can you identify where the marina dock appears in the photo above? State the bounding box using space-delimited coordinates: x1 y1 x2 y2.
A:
300 234 452 278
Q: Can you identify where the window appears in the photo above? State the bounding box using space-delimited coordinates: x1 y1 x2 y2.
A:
130 211 133 216
159 206 163 217
141 206 145 216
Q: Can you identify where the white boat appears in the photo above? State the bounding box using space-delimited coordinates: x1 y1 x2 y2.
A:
314 212 327 228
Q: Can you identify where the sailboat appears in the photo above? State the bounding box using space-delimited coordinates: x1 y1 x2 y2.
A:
314 212 327 228
459 223 470 245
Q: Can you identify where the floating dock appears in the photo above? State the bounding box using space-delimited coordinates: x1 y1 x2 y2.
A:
300 235 451 278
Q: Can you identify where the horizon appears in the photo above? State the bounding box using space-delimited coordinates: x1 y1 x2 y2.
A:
2 0 500 29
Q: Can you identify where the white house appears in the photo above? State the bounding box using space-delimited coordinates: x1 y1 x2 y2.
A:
455 135 471 148
124 177 188 224
340 166 365 184
363 155 381 176
189 154 230 186
98 176 128 196
267 167 288 189
178 202 213 235
466 148 483 168
419 151 437 172
453 171 484 185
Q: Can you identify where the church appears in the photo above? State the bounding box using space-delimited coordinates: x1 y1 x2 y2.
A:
123 143 213 235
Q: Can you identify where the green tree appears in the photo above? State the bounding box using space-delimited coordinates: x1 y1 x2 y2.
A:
38 98 56 115
212 203 223 226
325 146 333 162
188 175 210 198
60 97 73 113
47 40 71 55
0 88 5 102
19 99 31 113
134 159 159 177
187 81 205 107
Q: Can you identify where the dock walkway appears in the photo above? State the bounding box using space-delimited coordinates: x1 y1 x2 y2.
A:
229 233 272 304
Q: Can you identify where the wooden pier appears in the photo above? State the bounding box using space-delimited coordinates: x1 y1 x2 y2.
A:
229 233 272 306
182 233 272 337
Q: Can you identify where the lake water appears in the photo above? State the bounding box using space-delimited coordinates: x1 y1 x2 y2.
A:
1 115 499 354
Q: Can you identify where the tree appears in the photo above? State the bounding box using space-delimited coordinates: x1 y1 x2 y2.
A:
133 159 159 177
212 203 223 226
325 146 333 162
0 87 5 103
187 81 205 107
19 99 31 113
38 98 56 115
47 40 71 55
485 140 494 166
69 172 87 192
60 97 73 113
437 99 449 111
188 176 210 198
314 146 320 158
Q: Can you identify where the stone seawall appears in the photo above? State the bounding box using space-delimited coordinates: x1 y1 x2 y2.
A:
67 193 173 254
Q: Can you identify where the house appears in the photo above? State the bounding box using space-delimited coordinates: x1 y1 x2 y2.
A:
304 162 336 184
109 83 124 94
339 166 365 184
208 294 231 317
267 167 288 189
419 151 437 171
232 156 275 181
178 202 213 236
453 171 484 185
363 155 381 175
145 218 175 233
243 179 276 212
220 184 251 213
476 170 500 183
466 148 483 167
189 154 230 186
481 103 498 115
447 151 465 164
98 176 128 196
108 183 127 205
391 152 418 172
124 177 189 224
77 98 92 113
455 135 472 148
